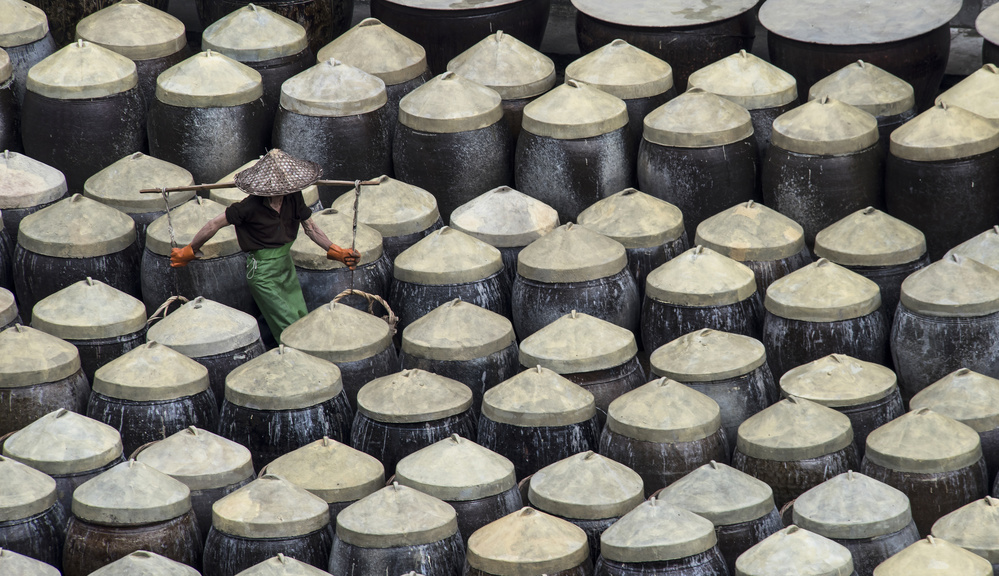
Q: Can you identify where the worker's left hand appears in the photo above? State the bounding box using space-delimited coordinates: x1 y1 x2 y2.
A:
170 245 197 268
327 245 361 270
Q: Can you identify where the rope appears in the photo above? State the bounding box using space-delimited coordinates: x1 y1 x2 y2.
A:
146 295 189 326
333 289 398 336
161 189 182 297
349 180 361 291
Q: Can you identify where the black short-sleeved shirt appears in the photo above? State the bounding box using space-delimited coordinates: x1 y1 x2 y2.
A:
224 191 313 252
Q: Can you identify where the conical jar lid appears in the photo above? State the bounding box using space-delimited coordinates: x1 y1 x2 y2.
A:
88 551 200 576
910 369 999 433
482 365 597 427
76 0 187 61
772 97 878 155
607 378 721 443
396 435 516 501
264 437 384 504
571 0 757 28
94 342 208 402
84 152 195 214
0 325 80 388
979 3 999 45
202 4 306 62
399 71 502 133
522 80 628 139
156 50 262 108
517 222 627 283
688 50 797 110
0 288 16 327
280 302 392 363
0 549 60 576
357 369 472 423
225 345 343 411
330 175 439 238
657 461 775 525
393 226 503 285
0 455 57 522
529 451 644 520
650 329 766 382
793 471 912 539
872 536 992 576
0 151 66 210
146 296 261 358
447 31 555 100
737 397 854 461
645 245 757 306
281 59 387 117
209 159 320 208
643 88 754 148
601 498 717 563
0 0 48 47
780 354 898 408
890 102 999 162
808 60 915 117
2 409 122 475
402 299 514 362
466 507 589 575
0 48 9 84
135 426 254 491
237 554 333 576
27 40 137 100
17 194 135 258
577 188 684 249
146 196 240 258
449 186 559 248
290 208 382 270
814 207 927 266
865 409 983 474
213 474 330 538
31 278 146 340
316 18 427 86
519 310 637 374
758 0 961 45
336 483 457 548
694 201 806 262
73 459 191 525
899 254 999 317
565 39 673 100
765 258 881 322
937 64 999 121
932 497 999 564
736 526 854 576
946 226 999 271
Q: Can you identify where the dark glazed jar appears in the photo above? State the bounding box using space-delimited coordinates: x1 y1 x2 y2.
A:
0 49 18 152
872 536 993 576
931 497 999 572
0 218 10 294
0 455 66 571
86 551 200 576
736 526 856 576
0 0 57 105
464 507 593 576
196 0 353 56
0 151 66 238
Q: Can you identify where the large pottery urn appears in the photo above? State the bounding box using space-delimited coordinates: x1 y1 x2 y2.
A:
0 49 19 152
736 526 855 576
0 0 57 105
0 150 66 237
196 0 353 56
0 454 66 571
931 497 999 572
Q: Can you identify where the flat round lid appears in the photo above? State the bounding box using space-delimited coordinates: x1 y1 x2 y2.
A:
31 278 145 340
202 4 306 62
765 258 881 322
213 474 330 538
794 471 912 539
899 254 999 317
316 18 427 85
89 551 200 576
522 80 628 139
0 0 48 47
808 61 915 117
135 426 254 491
0 151 66 210
890 102 999 162
910 369 999 433
209 159 320 208
658 461 775 525
694 201 806 261
0 325 80 388
865 408 983 473
225 345 343 411
356 369 473 424
736 526 853 576
73 460 191 525
280 302 393 363
688 50 797 109
281 59 386 117
156 50 263 108
517 222 626 282
529 451 644 520
946 226 999 271
601 498 717 563
27 40 137 99
84 152 195 214
481 366 597 427
772 97 878 155
0 288 16 328
645 246 757 306
147 296 261 357
578 188 684 249
449 186 559 248
330 175 439 238
736 397 854 461
759 0 961 45
0 549 60 576
932 497 999 564
978 3 999 45
146 196 240 258
571 0 757 28
519 310 637 374
814 207 927 267
650 329 766 382
336 483 457 548
565 39 673 100
2 409 122 475
872 536 992 576
393 226 503 285
76 0 187 61
289 208 382 270
780 354 898 408
396 435 516 501
0 455 57 522
466 507 590 576
265 437 384 504
398 71 503 133
447 31 555 100
402 299 514 361
94 342 209 402
236 554 333 576
18 194 136 258
607 378 721 443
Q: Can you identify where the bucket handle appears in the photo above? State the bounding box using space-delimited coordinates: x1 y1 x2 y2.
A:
332 289 398 336
146 295 190 327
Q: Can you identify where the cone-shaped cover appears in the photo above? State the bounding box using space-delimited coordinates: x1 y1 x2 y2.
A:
290 208 382 270
466 507 590 575
394 226 503 285
265 437 384 504
280 302 393 363
650 329 766 382
89 551 200 576
225 345 343 410
932 497 999 564
937 64 999 121
601 498 717 563
0 549 60 576
872 536 991 576
0 288 16 327
772 97 878 155
899 254 999 317
0 454 57 521
607 378 722 443
18 194 136 258
209 158 321 208
202 4 306 62
330 175 439 237
0 325 80 387
809 60 915 117
156 50 262 107
688 50 797 109
572 0 757 28
866 409 983 473
31 278 145 340
736 526 854 576
447 31 555 100
577 188 684 249
910 369 999 433
794 471 912 539
236 554 333 576
146 197 239 257
146 296 261 358
399 71 502 133
213 474 330 538
517 222 627 282
2 409 122 475
449 186 559 248
979 3 999 45
646 245 757 306
565 39 673 100
336 483 458 548
890 102 999 162
658 460 775 525
402 299 514 361
695 201 806 261
316 18 427 85
780 354 898 408
135 426 253 491
946 226 999 271
529 451 644 520
84 152 195 214
765 258 881 322
737 397 854 461
0 0 48 47
522 80 628 139
73 459 191 524
27 40 137 99
643 88 754 148
76 0 187 61
0 151 66 210
758 0 961 45
482 366 596 427
396 435 516 501
234 149 322 197
357 369 472 424
281 59 387 117
814 207 927 266
94 342 208 402
0 48 8 83
519 311 637 374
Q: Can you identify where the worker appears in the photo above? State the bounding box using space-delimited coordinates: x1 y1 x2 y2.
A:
168 149 360 342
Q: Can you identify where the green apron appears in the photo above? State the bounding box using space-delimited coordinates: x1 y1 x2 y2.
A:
246 242 308 343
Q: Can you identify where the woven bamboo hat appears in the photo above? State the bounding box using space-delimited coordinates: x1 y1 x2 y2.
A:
233 149 322 197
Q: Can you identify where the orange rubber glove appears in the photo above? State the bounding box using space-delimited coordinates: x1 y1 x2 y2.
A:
170 245 197 268
327 245 361 270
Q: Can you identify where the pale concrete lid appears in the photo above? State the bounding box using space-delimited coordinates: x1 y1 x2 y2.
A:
565 39 674 100
571 0 757 28
577 188 685 249
0 549 60 576
94 342 209 402
281 59 387 117
2 409 122 475
146 296 261 358
402 299 515 361
978 3 999 45
657 460 775 525
481 365 597 427
213 474 330 538
890 102 999 162
84 152 195 214
290 208 382 270
395 435 516 501
643 88 754 148
936 64 999 121
316 18 427 85
736 397 854 461
645 245 758 306
814 207 927 267
519 310 638 374
449 185 559 248
0 151 67 210
695 200 806 261
31 278 146 341
872 536 992 576
236 554 333 576
601 497 717 563
759 0 961 45
772 97 879 155
336 483 458 548
736 526 854 576
280 301 393 363
156 50 263 108
398 71 503 133
264 437 384 504
466 507 590 575
135 426 254 491
517 222 627 283
89 551 201 576
946 226 999 271
765 258 882 322
865 408 983 474
899 254 999 317
330 175 439 238
522 80 629 139
73 459 191 525
202 4 307 62
0 325 80 388
393 226 503 285
225 345 343 411
910 368 999 433
17 194 136 258
688 50 797 109
650 329 767 382
0 288 15 327
529 451 644 520
146 196 240 258
0 0 48 47
447 31 556 100
931 497 999 563
27 40 137 100
607 378 722 443
75 0 187 61
780 354 898 408
209 158 320 208
357 369 473 423
808 60 915 117
793 471 912 539
0 48 9 83
0 455 57 522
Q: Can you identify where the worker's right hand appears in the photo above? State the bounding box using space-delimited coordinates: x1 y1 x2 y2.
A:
327 245 361 270
170 245 197 268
